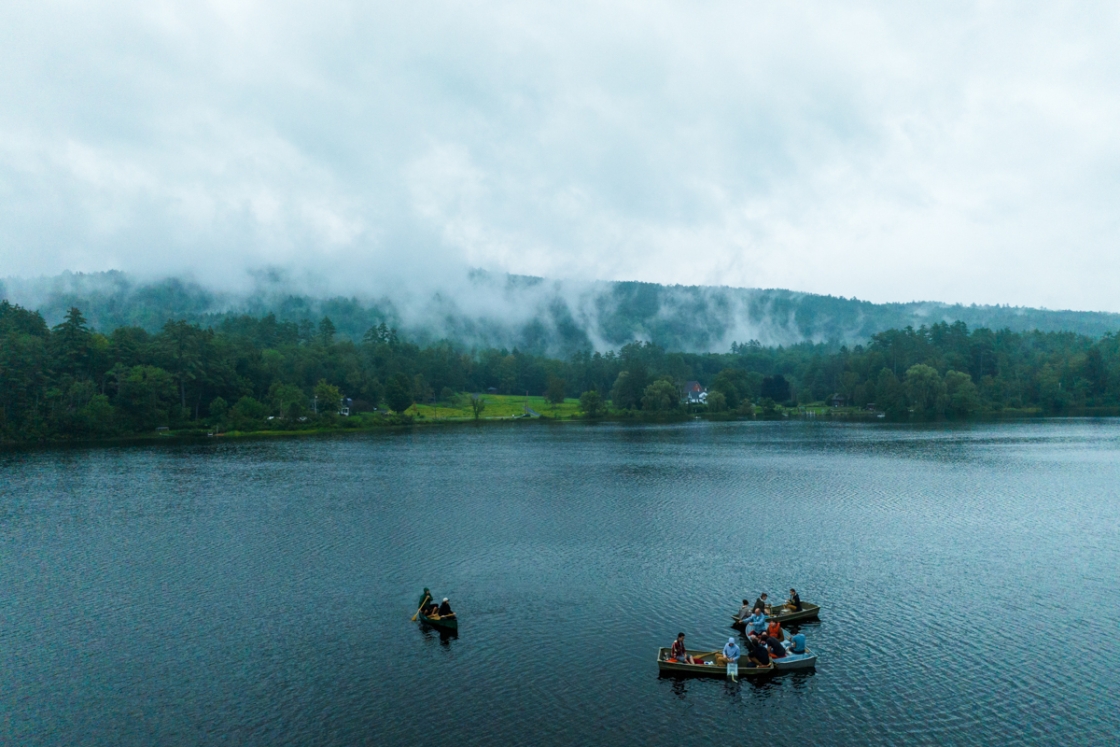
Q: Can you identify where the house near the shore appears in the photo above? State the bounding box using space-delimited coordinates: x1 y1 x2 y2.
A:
829 393 848 408
684 381 708 404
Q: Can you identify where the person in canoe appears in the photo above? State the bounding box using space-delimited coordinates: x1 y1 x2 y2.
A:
735 599 752 622
744 608 767 636
787 632 807 655
670 633 696 665
437 597 455 618
784 588 802 612
753 593 771 614
767 619 784 641
716 637 740 666
745 633 771 667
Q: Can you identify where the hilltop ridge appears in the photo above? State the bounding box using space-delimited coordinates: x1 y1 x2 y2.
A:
3 270 1118 354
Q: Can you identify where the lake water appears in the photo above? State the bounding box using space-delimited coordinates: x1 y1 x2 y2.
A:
2 421 1118 746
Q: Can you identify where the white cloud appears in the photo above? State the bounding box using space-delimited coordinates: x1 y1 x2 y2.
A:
0 0 1118 309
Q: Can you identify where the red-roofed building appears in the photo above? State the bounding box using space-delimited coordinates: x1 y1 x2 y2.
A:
684 381 707 404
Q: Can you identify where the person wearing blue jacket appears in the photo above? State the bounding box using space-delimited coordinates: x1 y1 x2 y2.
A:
717 637 740 665
745 608 767 635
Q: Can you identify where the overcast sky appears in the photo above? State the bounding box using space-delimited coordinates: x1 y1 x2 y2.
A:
1 1 1118 310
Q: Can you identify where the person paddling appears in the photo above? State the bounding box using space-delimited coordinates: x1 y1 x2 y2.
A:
437 597 455 618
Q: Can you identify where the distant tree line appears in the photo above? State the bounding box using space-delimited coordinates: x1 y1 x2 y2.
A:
3 299 1120 443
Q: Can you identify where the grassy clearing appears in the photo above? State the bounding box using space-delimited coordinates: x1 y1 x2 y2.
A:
408 394 582 421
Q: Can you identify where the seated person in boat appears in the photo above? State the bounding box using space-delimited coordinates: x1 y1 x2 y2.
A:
744 608 768 635
437 597 455 618
767 620 784 641
787 632 807 655
753 593 771 614
423 601 439 616
784 588 802 612
716 637 740 666
745 633 771 667
763 634 786 658
670 633 696 664
736 599 752 622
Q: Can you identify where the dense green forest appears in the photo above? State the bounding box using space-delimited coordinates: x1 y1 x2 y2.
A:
3 299 1120 443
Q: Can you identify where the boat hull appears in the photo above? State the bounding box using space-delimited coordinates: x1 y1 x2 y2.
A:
657 648 773 678
773 651 816 670
418 611 458 631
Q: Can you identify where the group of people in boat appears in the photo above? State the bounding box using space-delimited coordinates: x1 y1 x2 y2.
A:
736 588 802 625
421 597 455 619
666 588 806 669
670 628 806 669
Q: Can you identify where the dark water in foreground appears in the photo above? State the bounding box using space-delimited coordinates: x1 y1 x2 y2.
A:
2 421 1119 746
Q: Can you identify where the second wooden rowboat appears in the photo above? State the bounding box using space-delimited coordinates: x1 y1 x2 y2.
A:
731 602 821 629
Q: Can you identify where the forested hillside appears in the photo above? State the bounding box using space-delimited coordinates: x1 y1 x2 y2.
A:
3 298 1120 444
5 271 1120 355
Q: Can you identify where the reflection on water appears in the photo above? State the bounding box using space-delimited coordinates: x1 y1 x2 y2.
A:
2 420 1119 746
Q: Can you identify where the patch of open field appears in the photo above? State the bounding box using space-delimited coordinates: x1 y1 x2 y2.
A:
409 394 582 421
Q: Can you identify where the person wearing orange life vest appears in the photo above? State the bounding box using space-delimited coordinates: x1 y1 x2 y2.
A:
767 620 784 641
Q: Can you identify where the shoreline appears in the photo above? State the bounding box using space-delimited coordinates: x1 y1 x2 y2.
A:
4 407 1119 451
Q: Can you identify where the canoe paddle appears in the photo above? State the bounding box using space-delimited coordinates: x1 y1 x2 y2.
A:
411 594 431 622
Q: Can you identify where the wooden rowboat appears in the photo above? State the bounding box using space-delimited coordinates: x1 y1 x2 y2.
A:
657 648 773 678
731 602 820 629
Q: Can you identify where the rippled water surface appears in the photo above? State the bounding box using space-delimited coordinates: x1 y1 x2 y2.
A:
2 421 1119 746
